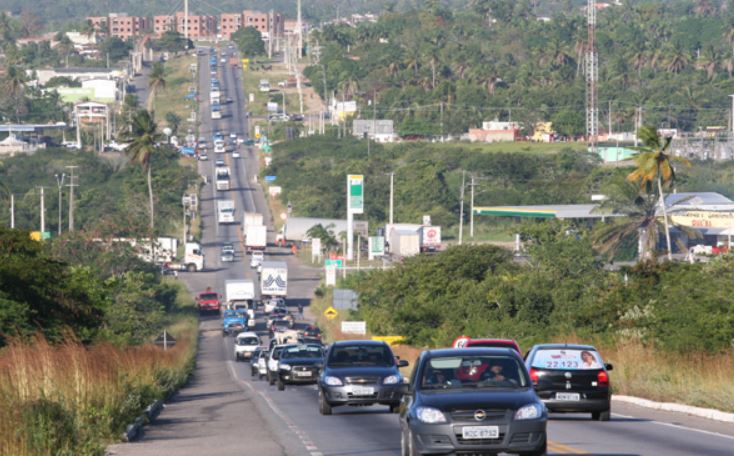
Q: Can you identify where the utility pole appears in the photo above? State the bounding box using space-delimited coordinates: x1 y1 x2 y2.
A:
389 172 394 225
268 9 274 59
297 0 303 59
66 165 78 232
10 194 14 229
459 171 466 245
470 174 475 238
184 0 189 40
729 95 734 135
39 186 45 234
608 100 613 137
55 173 66 235
585 0 598 152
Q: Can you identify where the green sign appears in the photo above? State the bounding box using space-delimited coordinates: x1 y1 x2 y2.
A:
347 174 364 214
325 259 344 268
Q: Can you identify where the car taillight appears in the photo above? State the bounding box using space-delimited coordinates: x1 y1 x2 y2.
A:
597 370 609 387
529 368 540 385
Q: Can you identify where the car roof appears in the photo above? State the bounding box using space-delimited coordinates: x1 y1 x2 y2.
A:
331 339 387 347
236 331 258 339
426 347 520 358
529 343 598 351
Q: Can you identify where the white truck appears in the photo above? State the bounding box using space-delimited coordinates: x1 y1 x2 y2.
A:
260 261 287 298
243 212 264 228
215 166 231 191
245 224 267 252
225 279 256 323
182 242 205 271
420 225 442 252
217 199 235 224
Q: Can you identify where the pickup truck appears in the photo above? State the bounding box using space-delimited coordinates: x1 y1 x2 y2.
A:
196 289 221 314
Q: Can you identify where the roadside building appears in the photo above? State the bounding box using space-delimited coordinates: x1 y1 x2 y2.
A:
329 100 357 123
242 10 284 42
0 134 38 157
34 67 126 86
175 12 217 40
467 121 521 143
352 119 396 143
153 15 176 36
531 122 556 142
87 13 148 40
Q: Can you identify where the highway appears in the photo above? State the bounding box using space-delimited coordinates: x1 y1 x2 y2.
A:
108 47 734 456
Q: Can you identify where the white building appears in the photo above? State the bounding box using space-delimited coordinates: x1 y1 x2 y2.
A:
352 119 396 143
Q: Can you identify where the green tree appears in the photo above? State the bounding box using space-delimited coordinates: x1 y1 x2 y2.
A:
146 62 167 113
164 112 182 136
232 26 266 57
124 110 162 234
99 37 132 62
306 223 340 253
627 125 691 260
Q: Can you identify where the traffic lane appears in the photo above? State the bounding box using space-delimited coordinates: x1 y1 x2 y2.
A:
548 411 734 456
611 399 734 438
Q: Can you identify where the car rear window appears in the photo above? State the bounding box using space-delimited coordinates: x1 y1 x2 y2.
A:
530 349 604 370
328 344 394 367
466 341 518 352
199 293 218 300
281 345 323 359
237 337 259 345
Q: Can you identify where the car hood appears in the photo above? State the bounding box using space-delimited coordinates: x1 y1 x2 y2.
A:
323 366 399 378
417 388 538 411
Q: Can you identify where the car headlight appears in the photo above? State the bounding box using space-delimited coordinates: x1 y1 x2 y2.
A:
383 375 401 385
280 364 291 371
515 403 543 420
416 407 447 424
324 376 343 386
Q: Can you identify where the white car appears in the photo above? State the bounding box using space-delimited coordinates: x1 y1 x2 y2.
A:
232 150 241 159
250 251 264 269
198 153 208 161
229 133 238 140
214 144 226 154
234 332 261 361
264 298 286 314
215 159 225 166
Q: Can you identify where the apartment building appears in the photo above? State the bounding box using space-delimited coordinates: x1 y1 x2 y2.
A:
153 15 175 36
220 13 242 39
174 12 216 40
242 10 284 40
87 13 147 40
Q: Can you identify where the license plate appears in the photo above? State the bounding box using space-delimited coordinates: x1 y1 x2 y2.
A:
556 392 580 401
295 371 312 377
351 386 374 396
462 426 499 440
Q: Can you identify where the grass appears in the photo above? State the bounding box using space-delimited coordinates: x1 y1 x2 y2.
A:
383 141 588 155
154 54 197 132
0 282 198 456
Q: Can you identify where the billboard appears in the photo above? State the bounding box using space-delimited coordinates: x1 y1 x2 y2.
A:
347 174 364 214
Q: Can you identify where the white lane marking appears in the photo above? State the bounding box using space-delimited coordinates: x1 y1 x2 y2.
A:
226 360 323 455
613 413 734 442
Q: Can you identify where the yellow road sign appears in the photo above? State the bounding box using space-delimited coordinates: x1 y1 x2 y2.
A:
324 306 338 320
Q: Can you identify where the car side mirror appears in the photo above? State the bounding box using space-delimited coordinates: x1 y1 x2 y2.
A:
605 363 613 371
398 359 409 368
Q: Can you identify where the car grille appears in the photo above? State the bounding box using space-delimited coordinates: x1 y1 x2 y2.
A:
455 433 505 445
344 376 380 385
450 409 508 422
293 366 316 374
510 432 531 444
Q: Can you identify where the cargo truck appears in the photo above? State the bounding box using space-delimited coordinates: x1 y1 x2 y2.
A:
260 261 287 298
225 279 256 323
215 166 231 191
217 200 235 224
245 224 267 252
243 212 264 228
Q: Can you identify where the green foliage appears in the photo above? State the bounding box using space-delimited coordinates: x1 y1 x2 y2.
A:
231 26 266 58
351 227 734 354
148 31 191 53
98 37 132 62
267 136 597 231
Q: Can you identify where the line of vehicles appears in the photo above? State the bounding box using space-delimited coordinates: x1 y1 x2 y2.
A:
237 330 613 456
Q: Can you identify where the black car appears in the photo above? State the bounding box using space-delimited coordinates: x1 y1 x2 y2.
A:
400 348 547 456
318 340 409 415
276 344 325 390
302 325 321 341
525 343 613 421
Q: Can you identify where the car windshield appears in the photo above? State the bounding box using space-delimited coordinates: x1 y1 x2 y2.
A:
327 344 395 367
421 356 528 390
273 320 288 326
237 337 259 345
281 345 323 360
199 293 218 300
530 349 604 371
271 347 285 360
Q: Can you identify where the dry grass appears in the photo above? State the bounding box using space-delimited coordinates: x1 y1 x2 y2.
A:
0 328 196 455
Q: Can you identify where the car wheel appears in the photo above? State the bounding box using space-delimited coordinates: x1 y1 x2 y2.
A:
593 410 611 421
318 389 332 415
277 379 285 391
268 373 275 385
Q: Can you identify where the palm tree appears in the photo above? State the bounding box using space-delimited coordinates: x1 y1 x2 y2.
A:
3 66 26 122
627 125 691 260
146 62 167 113
306 224 339 253
124 110 162 233
664 46 689 74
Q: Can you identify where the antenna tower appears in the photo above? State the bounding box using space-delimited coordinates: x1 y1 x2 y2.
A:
585 0 598 151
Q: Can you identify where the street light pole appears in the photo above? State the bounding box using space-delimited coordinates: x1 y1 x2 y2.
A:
389 172 394 225
39 186 45 234
459 171 466 245
55 173 66 235
10 193 14 229
470 174 475 238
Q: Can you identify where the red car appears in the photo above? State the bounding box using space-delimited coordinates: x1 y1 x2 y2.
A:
196 288 221 314
452 336 522 354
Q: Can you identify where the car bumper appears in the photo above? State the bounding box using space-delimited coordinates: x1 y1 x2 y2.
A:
409 419 546 455
280 370 319 384
541 397 610 413
235 350 255 359
321 383 407 406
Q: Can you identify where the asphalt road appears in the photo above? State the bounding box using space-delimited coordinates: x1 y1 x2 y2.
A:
109 46 734 456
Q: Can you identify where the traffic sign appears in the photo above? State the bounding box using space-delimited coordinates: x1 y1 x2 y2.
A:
325 259 344 268
324 306 338 320
154 331 177 349
347 174 364 214
264 175 277 182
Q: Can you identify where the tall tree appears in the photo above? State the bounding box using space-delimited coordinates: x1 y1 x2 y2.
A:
124 110 162 234
627 126 691 260
146 62 167 113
